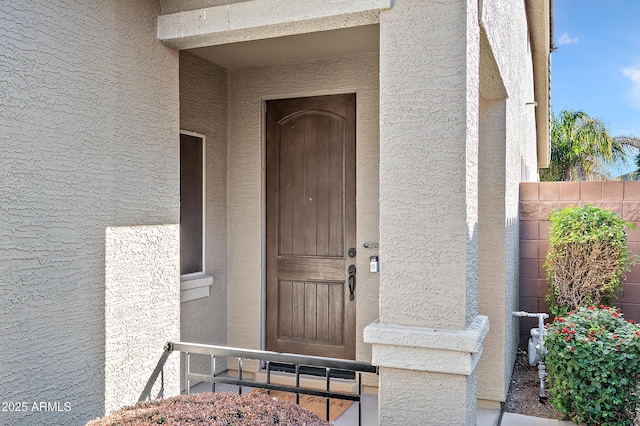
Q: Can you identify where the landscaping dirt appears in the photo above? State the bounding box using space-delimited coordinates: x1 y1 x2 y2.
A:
504 350 564 420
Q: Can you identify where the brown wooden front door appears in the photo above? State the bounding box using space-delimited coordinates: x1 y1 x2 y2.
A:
266 94 356 360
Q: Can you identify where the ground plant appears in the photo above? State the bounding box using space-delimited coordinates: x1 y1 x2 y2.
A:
544 205 635 317
86 392 331 426
546 306 640 426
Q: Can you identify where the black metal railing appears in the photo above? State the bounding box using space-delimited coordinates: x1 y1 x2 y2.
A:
165 341 378 425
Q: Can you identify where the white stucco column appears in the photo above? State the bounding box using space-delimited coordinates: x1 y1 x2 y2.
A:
364 0 488 424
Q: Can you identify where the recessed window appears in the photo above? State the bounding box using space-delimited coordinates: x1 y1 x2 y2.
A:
180 131 205 276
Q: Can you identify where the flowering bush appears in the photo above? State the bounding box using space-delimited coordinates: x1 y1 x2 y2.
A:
545 306 640 425
86 392 331 426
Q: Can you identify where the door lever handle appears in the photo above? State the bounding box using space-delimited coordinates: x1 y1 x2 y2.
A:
348 265 356 301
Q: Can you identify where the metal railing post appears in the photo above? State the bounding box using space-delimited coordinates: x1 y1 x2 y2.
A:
238 357 243 395
186 352 191 395
266 361 271 396
358 372 362 426
211 355 216 393
325 367 331 421
295 364 300 405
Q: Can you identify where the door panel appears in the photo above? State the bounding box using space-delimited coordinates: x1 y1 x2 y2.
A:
277 112 345 257
266 94 356 359
275 280 345 344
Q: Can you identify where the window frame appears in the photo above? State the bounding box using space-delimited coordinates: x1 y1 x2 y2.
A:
179 130 206 278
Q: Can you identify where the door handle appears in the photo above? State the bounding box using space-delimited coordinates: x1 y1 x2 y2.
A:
348 265 356 301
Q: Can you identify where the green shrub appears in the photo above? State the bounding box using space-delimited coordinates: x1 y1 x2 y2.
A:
544 205 635 317
546 306 640 425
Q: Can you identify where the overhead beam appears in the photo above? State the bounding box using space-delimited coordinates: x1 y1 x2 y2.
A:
158 0 392 50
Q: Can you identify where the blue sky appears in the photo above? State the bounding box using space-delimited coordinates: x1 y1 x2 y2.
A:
552 0 640 176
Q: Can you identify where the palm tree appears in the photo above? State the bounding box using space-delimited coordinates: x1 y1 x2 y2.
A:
615 135 640 180
540 110 632 181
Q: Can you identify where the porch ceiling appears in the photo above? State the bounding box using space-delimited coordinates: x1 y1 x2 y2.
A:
188 24 379 68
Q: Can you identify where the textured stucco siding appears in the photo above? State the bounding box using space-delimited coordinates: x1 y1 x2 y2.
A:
476 0 538 403
379 367 477 426
0 1 180 424
481 0 538 182
227 53 380 370
375 1 483 422
179 51 229 382
477 97 509 404
105 226 180 414
379 0 478 332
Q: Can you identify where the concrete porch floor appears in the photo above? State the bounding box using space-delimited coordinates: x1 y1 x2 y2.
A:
190 376 573 425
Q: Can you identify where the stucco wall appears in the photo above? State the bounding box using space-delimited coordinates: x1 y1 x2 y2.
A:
374 1 485 421
477 96 509 405
0 1 180 424
481 0 538 181
475 0 538 404
378 0 479 332
105 225 180 414
226 53 380 368
378 367 476 425
179 51 229 383
519 181 640 344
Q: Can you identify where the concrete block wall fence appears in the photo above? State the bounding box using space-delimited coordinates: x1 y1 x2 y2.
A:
519 181 640 346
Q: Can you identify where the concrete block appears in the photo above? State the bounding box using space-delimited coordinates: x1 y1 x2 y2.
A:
520 240 538 259
622 282 640 303
539 220 551 240
624 181 640 200
538 259 547 279
519 278 539 297
589 201 623 216
581 182 602 201
537 279 550 298
539 182 559 200
518 296 537 312
627 225 640 242
625 262 640 283
520 202 539 220
520 183 539 200
520 220 538 240
520 259 539 278
538 240 549 259
539 202 571 221
559 182 580 201
623 202 640 222
602 181 624 201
